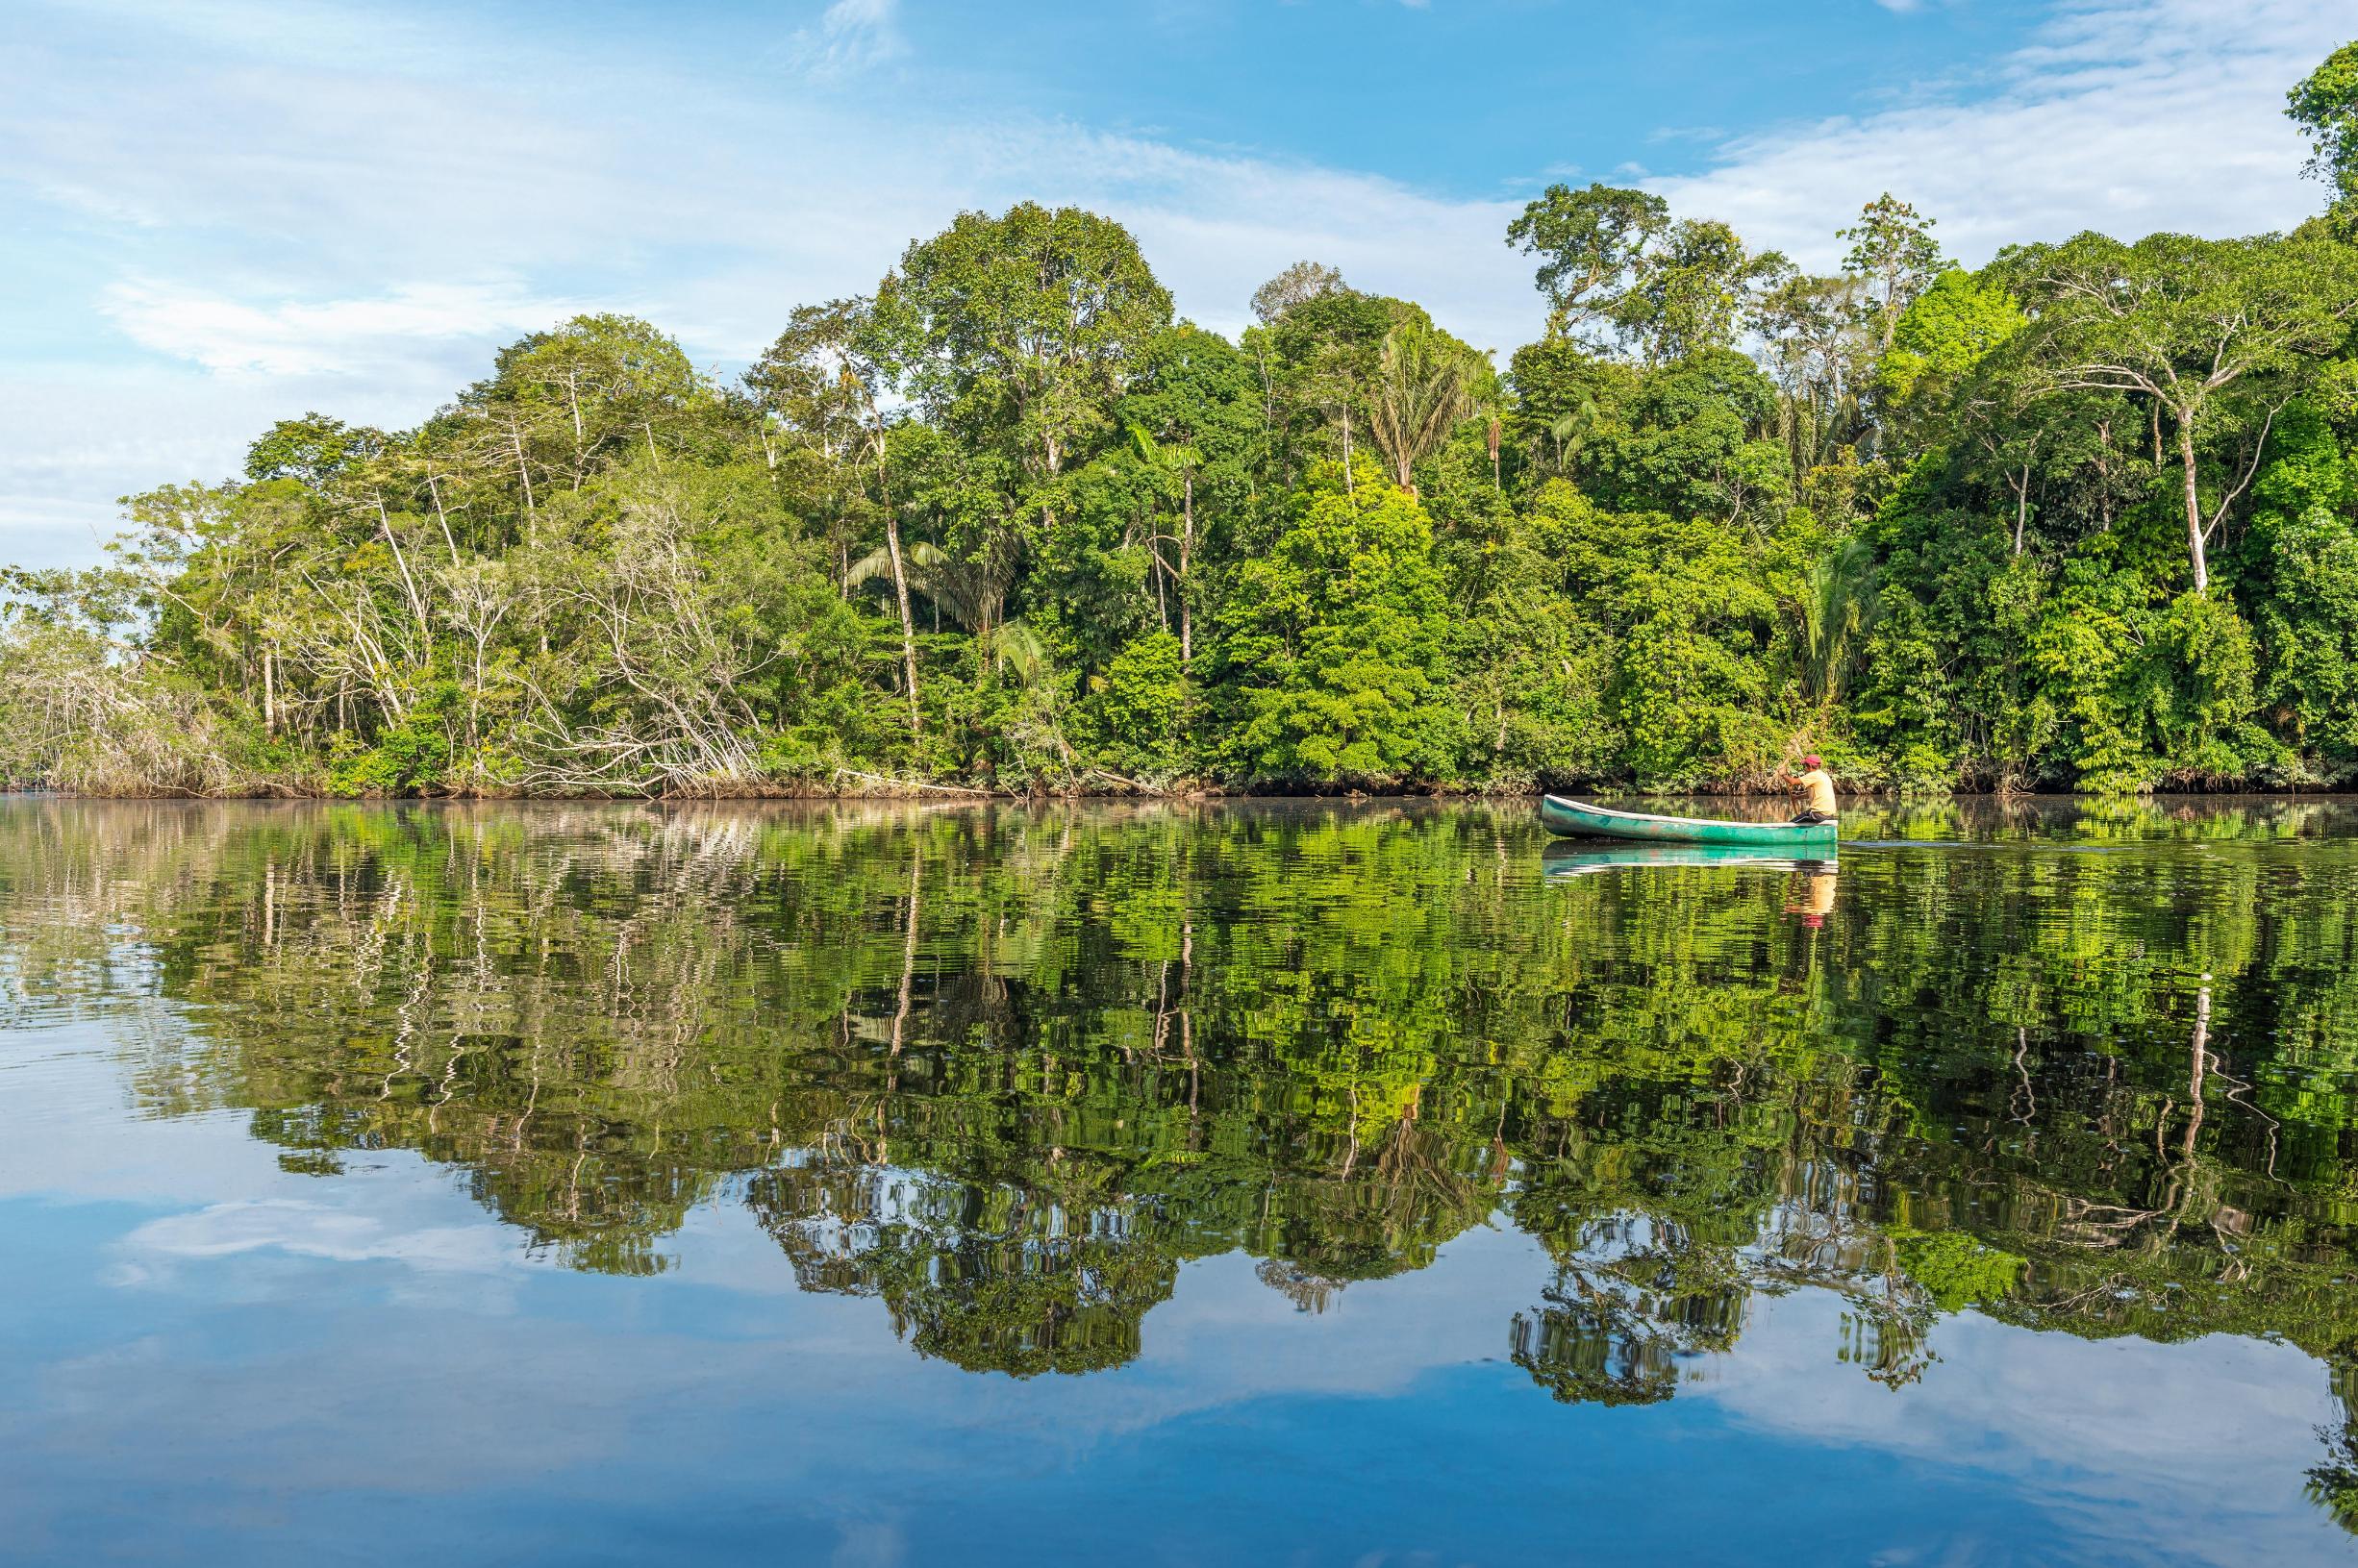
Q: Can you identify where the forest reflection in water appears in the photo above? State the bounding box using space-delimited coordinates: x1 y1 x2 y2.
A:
5 795 2358 1542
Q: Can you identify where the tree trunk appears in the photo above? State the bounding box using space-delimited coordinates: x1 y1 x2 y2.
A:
890 843 920 1058
875 434 922 739
2011 463 2032 557
886 510 921 738
426 472 459 565
1179 470 1194 670
2184 980 2211 1158
2176 413 2208 594
377 499 433 666
2094 419 2115 533
511 427 537 545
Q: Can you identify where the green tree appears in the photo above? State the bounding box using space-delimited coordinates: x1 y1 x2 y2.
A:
748 297 923 739
1213 463 1454 785
1876 267 2025 446
869 203 1174 525
1625 217 1786 366
2245 391 2358 774
2288 40 2358 228
1505 185 1783 364
1755 269 1872 478
1113 323 1261 675
1586 349 1789 524
244 413 386 486
2010 230 2358 592
1839 192 1944 350
1250 260 1349 325
1367 323 1485 497
462 313 711 513
1506 182 1669 345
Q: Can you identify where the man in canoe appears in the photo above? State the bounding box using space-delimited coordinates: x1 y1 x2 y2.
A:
1785 755 1838 825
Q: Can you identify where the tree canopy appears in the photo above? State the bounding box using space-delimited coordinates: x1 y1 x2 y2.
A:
10 42 2358 799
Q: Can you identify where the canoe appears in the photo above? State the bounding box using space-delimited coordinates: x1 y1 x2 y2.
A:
1539 794 1838 852
1542 841 1827 878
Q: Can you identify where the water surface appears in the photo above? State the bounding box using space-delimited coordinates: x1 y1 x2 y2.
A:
4 797 2357 1565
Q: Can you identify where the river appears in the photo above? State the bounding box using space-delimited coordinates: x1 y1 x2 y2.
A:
2 797 2355 1564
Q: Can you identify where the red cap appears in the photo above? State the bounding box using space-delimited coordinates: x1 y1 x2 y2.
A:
1801 755 1823 769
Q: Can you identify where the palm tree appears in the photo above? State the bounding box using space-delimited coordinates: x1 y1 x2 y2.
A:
1795 538 1878 709
1367 326 1477 496
848 539 1044 682
1545 392 1604 478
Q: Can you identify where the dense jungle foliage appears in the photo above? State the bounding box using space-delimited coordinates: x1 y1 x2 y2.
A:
4 797 2356 1510
8 48 2358 798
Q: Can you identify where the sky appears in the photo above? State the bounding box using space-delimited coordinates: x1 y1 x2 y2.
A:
2 0 2351 569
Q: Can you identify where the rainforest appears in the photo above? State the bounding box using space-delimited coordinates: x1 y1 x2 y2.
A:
7 47 2358 800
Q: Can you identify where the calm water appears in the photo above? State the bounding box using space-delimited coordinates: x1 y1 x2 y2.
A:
4 798 2358 1565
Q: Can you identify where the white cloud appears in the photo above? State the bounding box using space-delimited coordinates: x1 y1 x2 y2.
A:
0 361 520 560
122 1197 529 1274
1650 0 2346 270
1704 1292 2345 1567
2 0 2348 571
97 279 585 378
788 0 906 80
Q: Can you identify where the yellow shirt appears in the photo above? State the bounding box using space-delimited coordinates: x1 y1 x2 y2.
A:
1794 768 1838 816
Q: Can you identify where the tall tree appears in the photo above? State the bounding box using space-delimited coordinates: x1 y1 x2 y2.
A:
469 314 706 491
1625 217 1786 366
749 299 922 737
2288 40 2358 229
1839 193 1944 350
1252 289 1430 490
1506 183 1668 346
1367 325 1482 496
244 414 386 486
1117 323 1259 673
1876 269 2025 421
2012 230 2358 592
868 203 1174 524
1754 270 1872 475
1506 185 1783 364
1214 462 1454 786
1250 261 1349 325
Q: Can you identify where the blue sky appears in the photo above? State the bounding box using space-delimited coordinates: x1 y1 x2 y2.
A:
3 0 2351 567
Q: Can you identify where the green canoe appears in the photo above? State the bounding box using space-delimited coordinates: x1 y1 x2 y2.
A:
1539 794 1838 852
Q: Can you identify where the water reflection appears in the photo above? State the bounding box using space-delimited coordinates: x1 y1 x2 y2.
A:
4 797 2358 1538
1785 863 1839 930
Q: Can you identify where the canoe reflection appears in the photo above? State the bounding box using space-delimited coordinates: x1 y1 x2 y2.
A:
1541 841 1836 878
1541 842 1841 930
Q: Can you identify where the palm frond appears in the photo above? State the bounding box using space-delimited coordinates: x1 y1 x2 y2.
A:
1367 327 1479 492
